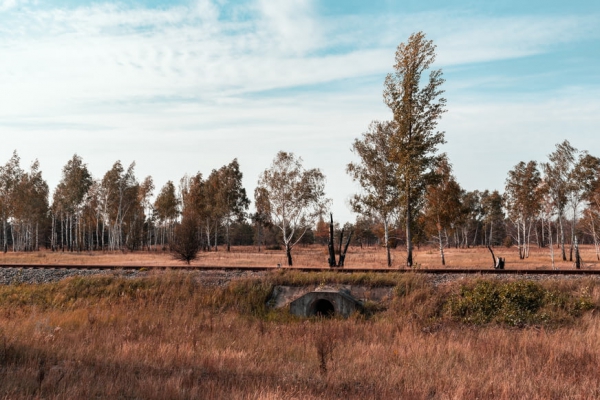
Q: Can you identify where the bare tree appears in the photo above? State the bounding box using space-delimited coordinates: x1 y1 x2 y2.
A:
257 151 329 266
383 32 447 267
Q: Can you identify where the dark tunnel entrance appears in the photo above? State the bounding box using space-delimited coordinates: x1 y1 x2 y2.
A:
312 299 335 317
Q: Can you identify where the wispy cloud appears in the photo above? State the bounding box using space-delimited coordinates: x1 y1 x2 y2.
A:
0 0 27 13
1 1 595 117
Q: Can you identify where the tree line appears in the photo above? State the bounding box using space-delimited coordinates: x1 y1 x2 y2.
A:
2 32 599 267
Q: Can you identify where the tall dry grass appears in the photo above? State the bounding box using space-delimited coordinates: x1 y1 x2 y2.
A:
1 244 599 269
0 272 599 399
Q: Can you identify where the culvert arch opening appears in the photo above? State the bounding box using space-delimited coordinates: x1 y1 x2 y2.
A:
312 299 335 317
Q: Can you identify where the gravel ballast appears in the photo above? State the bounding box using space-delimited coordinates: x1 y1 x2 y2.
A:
0 267 597 287
0 267 267 286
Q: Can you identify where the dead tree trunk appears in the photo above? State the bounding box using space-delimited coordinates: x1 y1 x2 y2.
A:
337 230 352 267
488 245 505 269
327 214 352 268
327 213 336 267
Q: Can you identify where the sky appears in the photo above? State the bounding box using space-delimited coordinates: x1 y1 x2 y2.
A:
0 0 599 224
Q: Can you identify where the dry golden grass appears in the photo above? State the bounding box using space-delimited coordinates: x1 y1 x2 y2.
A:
1 244 598 270
0 272 599 399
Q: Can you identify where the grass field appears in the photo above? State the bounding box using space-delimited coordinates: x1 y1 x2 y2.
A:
0 244 598 270
0 271 599 399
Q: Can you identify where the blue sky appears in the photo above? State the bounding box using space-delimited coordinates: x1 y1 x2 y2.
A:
0 0 598 223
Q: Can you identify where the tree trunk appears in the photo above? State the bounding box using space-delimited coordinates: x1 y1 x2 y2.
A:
286 243 293 266
574 236 581 269
569 214 576 262
523 221 532 258
471 224 478 247
214 221 218 252
517 221 522 259
51 214 55 251
591 217 600 261
438 226 445 266
226 221 231 252
540 217 545 248
338 231 352 268
548 217 555 269
383 219 391 267
559 214 566 261
406 198 413 267
2 217 5 250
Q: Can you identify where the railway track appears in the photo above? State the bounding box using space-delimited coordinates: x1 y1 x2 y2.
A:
0 264 599 275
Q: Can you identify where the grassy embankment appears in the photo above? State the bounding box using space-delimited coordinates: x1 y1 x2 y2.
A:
1 270 599 399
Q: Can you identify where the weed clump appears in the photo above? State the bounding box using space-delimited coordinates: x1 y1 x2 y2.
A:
267 270 403 287
218 279 274 317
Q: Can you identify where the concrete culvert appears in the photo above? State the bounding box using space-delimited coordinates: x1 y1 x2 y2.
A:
312 299 335 317
289 289 361 318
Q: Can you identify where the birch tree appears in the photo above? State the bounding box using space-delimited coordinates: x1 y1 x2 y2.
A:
180 172 216 250
566 152 600 260
383 31 447 267
504 161 543 259
12 160 49 251
154 180 180 249
215 159 250 252
257 151 329 266
52 154 93 251
542 141 575 261
0 151 24 251
252 187 271 251
422 157 462 265
347 120 399 267
100 161 139 250
481 190 504 247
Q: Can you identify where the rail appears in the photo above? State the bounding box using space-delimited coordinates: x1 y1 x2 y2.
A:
0 264 599 275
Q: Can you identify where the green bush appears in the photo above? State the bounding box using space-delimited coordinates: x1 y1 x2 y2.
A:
447 279 595 326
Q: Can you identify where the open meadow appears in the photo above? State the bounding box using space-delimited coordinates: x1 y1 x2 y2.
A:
1 245 600 398
0 244 598 270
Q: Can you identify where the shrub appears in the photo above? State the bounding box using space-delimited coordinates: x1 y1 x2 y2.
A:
447 279 595 326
